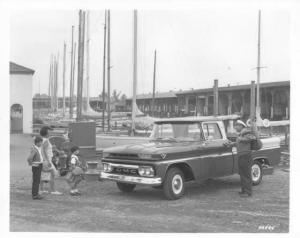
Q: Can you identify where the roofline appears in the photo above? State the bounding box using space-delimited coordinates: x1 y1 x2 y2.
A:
10 62 35 75
154 114 241 123
176 80 290 95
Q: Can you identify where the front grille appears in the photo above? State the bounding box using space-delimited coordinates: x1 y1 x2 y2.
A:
109 153 138 158
111 167 139 176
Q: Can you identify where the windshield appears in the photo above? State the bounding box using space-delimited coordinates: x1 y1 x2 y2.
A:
150 122 203 142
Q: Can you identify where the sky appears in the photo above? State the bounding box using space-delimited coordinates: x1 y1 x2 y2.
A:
10 9 290 97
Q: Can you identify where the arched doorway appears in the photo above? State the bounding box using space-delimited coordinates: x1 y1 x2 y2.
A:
10 104 23 133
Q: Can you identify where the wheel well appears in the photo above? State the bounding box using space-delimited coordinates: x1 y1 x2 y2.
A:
253 157 270 166
168 163 195 182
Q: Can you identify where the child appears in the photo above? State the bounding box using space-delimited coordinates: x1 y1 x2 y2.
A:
27 136 44 200
66 146 85 196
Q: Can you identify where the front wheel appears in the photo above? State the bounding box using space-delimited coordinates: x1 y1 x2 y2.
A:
116 182 136 192
163 167 185 200
251 161 263 186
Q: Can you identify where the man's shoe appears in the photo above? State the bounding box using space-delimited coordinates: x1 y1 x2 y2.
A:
32 195 43 200
50 191 63 195
70 191 80 196
239 192 252 197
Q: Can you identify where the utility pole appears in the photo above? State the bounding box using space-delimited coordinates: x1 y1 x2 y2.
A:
107 10 111 132
250 80 257 131
77 10 85 121
62 42 66 117
69 26 74 119
131 9 138 136
102 10 107 131
213 79 219 116
151 50 157 116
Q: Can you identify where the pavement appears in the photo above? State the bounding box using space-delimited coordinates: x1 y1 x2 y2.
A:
10 134 289 232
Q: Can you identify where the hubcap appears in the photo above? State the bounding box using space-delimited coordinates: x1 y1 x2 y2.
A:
252 164 261 182
172 174 183 195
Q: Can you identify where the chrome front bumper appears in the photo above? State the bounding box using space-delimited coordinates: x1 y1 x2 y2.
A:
100 172 162 185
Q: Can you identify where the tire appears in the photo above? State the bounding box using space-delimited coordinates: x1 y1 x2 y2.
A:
163 167 185 200
251 161 263 186
116 182 136 193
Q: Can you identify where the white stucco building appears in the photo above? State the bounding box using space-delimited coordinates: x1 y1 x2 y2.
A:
10 62 35 133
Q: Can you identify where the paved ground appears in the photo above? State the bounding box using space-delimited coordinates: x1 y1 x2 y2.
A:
10 134 289 232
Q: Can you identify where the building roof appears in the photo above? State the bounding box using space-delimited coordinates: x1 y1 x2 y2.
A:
128 91 178 100
10 62 35 75
176 80 290 95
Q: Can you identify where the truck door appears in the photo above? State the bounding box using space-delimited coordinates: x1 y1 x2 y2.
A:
202 122 234 177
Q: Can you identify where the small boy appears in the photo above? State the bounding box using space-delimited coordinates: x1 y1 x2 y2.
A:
27 136 44 200
66 146 85 196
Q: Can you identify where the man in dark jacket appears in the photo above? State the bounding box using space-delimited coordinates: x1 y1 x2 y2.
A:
225 120 257 197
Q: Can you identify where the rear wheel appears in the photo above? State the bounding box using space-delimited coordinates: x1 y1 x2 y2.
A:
163 167 185 200
251 161 263 185
116 182 136 192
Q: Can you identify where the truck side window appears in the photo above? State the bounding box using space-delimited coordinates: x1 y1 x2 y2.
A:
202 123 222 140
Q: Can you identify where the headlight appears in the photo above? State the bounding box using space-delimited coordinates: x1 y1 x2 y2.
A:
102 152 110 158
138 154 152 159
138 166 154 177
103 163 113 172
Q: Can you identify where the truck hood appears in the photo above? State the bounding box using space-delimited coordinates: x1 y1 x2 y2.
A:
103 141 200 158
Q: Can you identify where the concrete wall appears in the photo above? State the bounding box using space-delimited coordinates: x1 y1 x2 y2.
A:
10 74 33 133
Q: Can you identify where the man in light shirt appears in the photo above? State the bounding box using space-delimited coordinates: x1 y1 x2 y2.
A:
40 126 62 195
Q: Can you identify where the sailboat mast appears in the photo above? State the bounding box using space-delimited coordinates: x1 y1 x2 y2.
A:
72 42 76 116
76 10 85 121
53 55 57 112
69 26 74 119
107 10 111 132
102 10 107 131
131 9 138 135
151 50 157 116
86 11 90 109
56 52 59 112
256 10 261 114
62 42 66 117
51 55 54 111
48 56 52 97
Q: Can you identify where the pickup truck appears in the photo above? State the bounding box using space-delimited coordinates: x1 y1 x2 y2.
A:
100 116 281 200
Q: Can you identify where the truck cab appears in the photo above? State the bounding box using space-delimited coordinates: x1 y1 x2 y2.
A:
100 116 281 200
